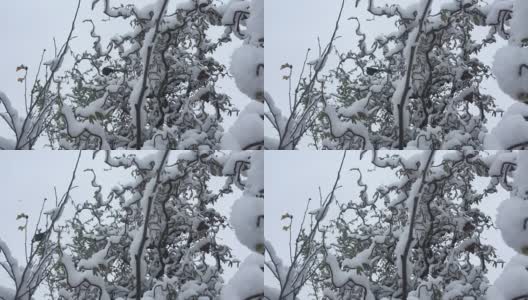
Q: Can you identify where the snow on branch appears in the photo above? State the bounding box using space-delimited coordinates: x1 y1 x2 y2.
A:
264 152 347 299
221 0 264 150
0 152 82 300
28 150 253 299
221 150 264 300
0 0 81 149
487 0 528 150
266 0 506 149
2 0 260 150
266 151 506 299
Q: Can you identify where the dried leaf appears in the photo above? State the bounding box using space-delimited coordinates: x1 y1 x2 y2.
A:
280 63 292 70
16 64 27 72
16 213 29 220
281 213 292 220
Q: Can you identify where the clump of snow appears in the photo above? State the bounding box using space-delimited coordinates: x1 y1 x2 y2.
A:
485 151 517 177
61 105 111 149
485 0 513 28
492 45 528 103
0 238 24 299
488 0 528 153
246 0 263 45
246 151 263 196
485 102 528 149
510 0 528 46
177 0 208 11
221 1 250 28
307 55 328 71
487 254 528 300
220 253 264 300
496 196 528 253
221 101 263 149
230 195 263 252
0 286 15 300
220 1 264 295
43 51 66 72
390 77 411 132
60 255 111 300
309 202 331 221
324 254 375 300
322 104 372 149
78 244 110 269
230 45 264 101
514 151 528 199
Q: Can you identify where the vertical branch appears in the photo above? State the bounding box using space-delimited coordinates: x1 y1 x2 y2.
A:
133 0 170 150
134 149 170 299
15 0 82 150
274 0 345 150
12 151 82 300
275 151 347 299
400 150 435 300
395 0 434 150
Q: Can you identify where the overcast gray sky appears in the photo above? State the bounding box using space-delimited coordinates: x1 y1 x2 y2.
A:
265 0 514 146
265 150 515 297
0 150 247 297
0 0 244 147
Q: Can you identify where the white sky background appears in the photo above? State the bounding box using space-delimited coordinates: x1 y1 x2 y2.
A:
0 0 245 148
265 150 516 298
0 151 248 297
265 0 514 147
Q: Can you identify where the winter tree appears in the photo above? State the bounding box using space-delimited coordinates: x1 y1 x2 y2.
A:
0 152 82 300
0 0 263 150
0 150 264 299
266 150 525 300
0 0 82 150
264 0 526 150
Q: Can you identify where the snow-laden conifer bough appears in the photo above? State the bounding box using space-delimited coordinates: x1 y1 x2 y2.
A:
0 150 263 300
264 0 528 150
0 0 263 150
